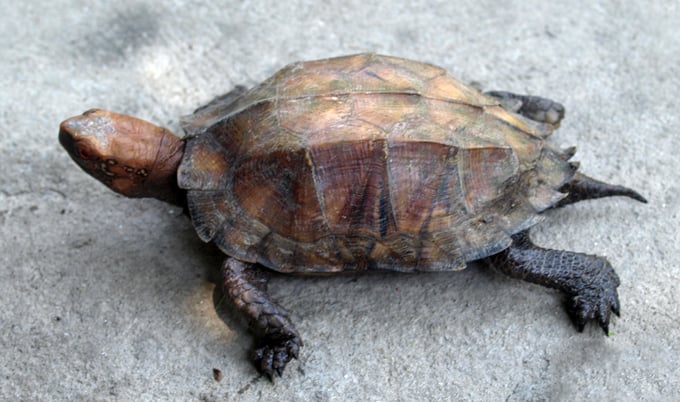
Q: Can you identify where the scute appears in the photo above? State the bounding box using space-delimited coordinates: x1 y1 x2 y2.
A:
177 53 575 273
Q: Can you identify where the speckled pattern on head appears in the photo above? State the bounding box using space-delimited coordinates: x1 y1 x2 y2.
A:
177 53 575 273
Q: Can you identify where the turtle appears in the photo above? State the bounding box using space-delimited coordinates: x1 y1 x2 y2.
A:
59 53 646 379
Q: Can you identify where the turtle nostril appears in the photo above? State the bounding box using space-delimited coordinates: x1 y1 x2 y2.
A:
78 146 92 160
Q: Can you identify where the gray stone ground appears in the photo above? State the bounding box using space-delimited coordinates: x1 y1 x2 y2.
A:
1 1 678 400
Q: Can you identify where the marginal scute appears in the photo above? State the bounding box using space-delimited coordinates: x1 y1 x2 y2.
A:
179 53 577 273
528 185 568 211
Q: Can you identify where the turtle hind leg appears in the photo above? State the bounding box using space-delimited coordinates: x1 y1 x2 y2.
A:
220 258 301 380
556 172 647 208
486 230 621 334
485 90 566 127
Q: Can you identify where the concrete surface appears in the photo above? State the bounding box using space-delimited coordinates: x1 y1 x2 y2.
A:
1 0 678 400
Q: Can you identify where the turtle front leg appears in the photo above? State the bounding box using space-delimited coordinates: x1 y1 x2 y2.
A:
485 90 565 127
220 258 301 379
486 230 621 334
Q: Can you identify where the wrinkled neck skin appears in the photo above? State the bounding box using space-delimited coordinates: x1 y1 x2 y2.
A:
59 109 186 207
141 130 186 206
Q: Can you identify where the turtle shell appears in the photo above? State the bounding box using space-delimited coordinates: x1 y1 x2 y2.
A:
177 53 575 273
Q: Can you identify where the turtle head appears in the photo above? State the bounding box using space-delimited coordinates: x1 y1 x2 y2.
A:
59 109 185 205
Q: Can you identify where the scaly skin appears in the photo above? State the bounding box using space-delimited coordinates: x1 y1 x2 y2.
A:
487 231 621 333
220 258 301 379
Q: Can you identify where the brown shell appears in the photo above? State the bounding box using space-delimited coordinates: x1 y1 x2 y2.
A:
177 53 574 273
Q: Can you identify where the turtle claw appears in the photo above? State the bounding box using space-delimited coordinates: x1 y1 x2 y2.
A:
566 262 621 335
253 337 301 380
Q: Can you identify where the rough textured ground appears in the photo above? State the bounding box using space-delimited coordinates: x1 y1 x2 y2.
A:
1 1 678 400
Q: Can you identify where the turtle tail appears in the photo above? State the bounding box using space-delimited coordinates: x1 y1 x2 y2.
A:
532 145 647 208
555 172 647 207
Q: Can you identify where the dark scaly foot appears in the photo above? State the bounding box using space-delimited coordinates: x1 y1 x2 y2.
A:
485 90 566 127
557 172 647 207
486 230 621 334
220 258 301 380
